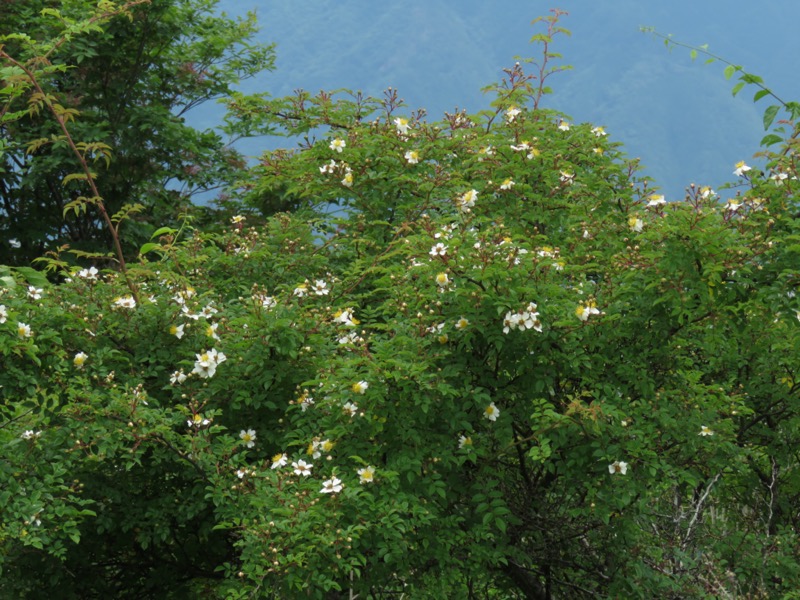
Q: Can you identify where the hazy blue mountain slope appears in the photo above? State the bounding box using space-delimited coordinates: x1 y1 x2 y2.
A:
211 0 799 200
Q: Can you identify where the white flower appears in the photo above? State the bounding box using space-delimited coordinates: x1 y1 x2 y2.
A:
341 169 354 188
298 393 315 411
236 468 248 479
293 460 313 477
21 430 41 440
358 466 375 484
329 138 346 153
255 293 276 309
699 186 716 199
321 476 343 494
0 305 7 324
187 414 211 428
394 117 410 135
293 283 308 297
206 322 220 340
73 352 88 369
505 106 521 122
239 429 257 448
231 215 245 224
558 120 571 131
312 280 329 296
199 305 218 319
503 302 542 333
559 171 574 185
725 201 741 213
477 146 495 160
435 272 450 288
352 380 369 395
343 402 358 416
591 126 607 137
9 238 21 249
608 461 628 475
27 286 42 300
699 425 714 437
499 178 515 190
333 308 359 327
733 161 751 177
429 243 448 257
78 266 99 280
17 322 31 338
456 189 478 213
271 453 288 470
192 348 227 379
338 331 364 345
455 317 469 330
576 302 600 322
628 217 644 232
319 159 337 174
484 402 500 422
114 295 136 309
170 323 186 339
404 150 420 164
170 369 187 385
647 194 666 207
771 172 789 185
458 435 473 449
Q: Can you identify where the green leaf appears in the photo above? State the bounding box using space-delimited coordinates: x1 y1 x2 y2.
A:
763 105 780 130
753 89 770 102
139 242 162 255
731 82 745 97
723 65 736 80
760 134 783 147
150 226 178 239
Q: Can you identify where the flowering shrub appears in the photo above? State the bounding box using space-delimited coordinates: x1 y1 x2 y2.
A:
3 10 800 600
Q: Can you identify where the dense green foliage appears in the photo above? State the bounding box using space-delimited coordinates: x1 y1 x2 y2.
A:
2 5 800 599
0 0 273 265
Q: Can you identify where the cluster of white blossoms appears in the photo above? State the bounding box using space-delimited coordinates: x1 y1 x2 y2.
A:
455 189 478 213
192 348 227 378
503 302 543 334
319 158 353 187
